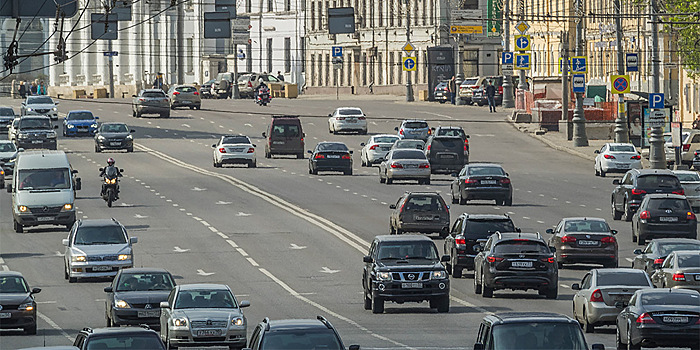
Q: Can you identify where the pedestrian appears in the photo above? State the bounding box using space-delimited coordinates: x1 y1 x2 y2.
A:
30 82 38 95
485 80 497 113
18 81 26 99
24 81 31 95
448 76 456 105
276 71 285 82
693 114 700 130
38 81 45 95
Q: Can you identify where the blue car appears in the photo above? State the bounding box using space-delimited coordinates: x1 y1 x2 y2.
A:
63 110 99 136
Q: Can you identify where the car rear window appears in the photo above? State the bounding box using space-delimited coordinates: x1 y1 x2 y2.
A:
610 145 636 152
563 220 610 233
142 91 166 98
404 122 428 129
404 195 446 212
677 254 700 268
464 219 515 238
67 112 94 120
596 272 650 286
260 329 343 349
0 142 16 152
394 140 424 150
0 108 14 116
642 292 700 305
392 150 427 160
87 334 164 350
637 175 681 188
175 86 197 93
339 108 362 115
491 323 588 350
461 79 478 86
467 166 505 176
436 128 465 138
222 136 251 144
374 136 399 144
271 124 300 137
430 137 463 150
493 241 549 254
318 143 348 151
646 198 690 210
658 243 700 256
675 173 700 182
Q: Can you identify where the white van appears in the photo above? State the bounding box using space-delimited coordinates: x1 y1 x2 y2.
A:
7 150 81 233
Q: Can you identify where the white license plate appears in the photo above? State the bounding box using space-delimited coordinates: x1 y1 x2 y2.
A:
415 216 433 221
37 216 53 222
440 154 455 159
181 101 190 104
616 164 629 168
695 275 700 281
196 329 221 337
511 261 533 268
92 266 112 271
0 312 10 319
137 311 160 318
327 155 340 158
230 148 244 152
273 141 284 144
109 142 121 146
404 164 418 168
660 216 679 222
663 316 688 323
401 282 423 289
481 180 497 185
32 140 42 144
578 240 600 246
346 119 356 123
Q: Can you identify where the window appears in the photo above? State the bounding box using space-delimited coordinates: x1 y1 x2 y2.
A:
377 52 383 85
300 37 305 72
285 0 291 11
389 0 394 26
378 0 383 26
311 2 315 30
596 272 650 286
389 52 394 84
267 0 273 12
397 0 402 27
246 0 251 13
362 0 367 27
310 54 316 85
246 45 253 72
462 0 478 9
325 54 331 86
284 38 291 73
186 38 193 73
267 38 273 73
451 218 463 234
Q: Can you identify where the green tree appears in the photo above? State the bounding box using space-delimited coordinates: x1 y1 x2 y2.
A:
665 0 700 76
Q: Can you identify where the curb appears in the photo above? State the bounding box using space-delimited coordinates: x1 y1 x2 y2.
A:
506 118 595 162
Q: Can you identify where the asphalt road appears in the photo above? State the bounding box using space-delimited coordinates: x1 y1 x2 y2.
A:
0 96 687 349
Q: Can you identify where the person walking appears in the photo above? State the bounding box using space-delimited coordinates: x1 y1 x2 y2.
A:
693 114 700 130
448 76 457 105
276 71 285 82
18 81 26 99
485 80 497 113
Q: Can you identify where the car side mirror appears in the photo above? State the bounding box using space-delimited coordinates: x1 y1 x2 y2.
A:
473 342 484 350
633 249 643 255
54 125 58 129
473 245 482 253
55 101 59 105
349 150 353 154
591 344 605 350
99 168 104 172
545 228 554 234
104 286 113 293
360 143 365 146
62 239 69 246
253 144 257 147
328 114 332 117
571 283 581 290
441 255 450 262
363 255 373 263
130 129 135 133
239 300 251 308
31 287 41 294
262 132 267 138
614 301 628 309
450 173 458 177
611 230 618 235
132 95 137 97
72 169 78 174
95 117 99 119
515 227 522 233
307 150 312 154
5 125 9 129
75 178 81 191
394 127 399 131
159 301 170 308
549 246 556 252
389 204 396 209
130 237 138 244
466 135 470 138
119 169 125 173
6 183 12 193
18 148 24 152
349 345 360 350
594 150 600 154
212 144 216 148
612 179 620 185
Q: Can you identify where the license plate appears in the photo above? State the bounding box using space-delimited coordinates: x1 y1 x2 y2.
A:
663 316 688 323
578 240 600 246
511 261 533 268
92 266 112 271
181 101 190 104
346 119 356 123
196 329 221 337
273 141 284 144
695 275 700 281
380 147 390 151
231 148 244 152
109 142 121 146
137 311 160 318
0 312 10 319
404 164 418 168
660 216 679 222
401 282 423 289
481 180 497 185
37 216 53 222
327 155 340 158
415 216 434 221
439 154 455 159
616 164 629 168
32 140 42 144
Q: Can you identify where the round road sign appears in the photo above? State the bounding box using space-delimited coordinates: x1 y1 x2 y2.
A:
611 75 630 94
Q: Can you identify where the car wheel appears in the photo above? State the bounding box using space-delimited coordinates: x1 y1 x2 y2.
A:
13 220 23 233
604 259 618 268
265 150 271 159
371 296 384 314
436 295 449 313
451 190 458 204
127 147 134 153
297 153 304 159
628 328 640 350
95 144 101 152
545 286 558 299
595 166 600 176
344 168 352 175
459 192 467 205
311 167 318 175
424 178 431 185
379 170 385 183
23 323 37 335
583 308 595 333
390 222 396 235
616 325 625 350
213 159 222 168
163 113 170 118
481 270 494 297
189 106 194 110
439 228 449 239
504 195 513 206
452 265 463 278
622 200 632 222
248 161 256 168
557 261 564 269
363 288 372 310
361 158 367 167
386 176 393 184
600 169 606 177
637 235 645 246
170 105 176 110
106 315 113 327
474 270 482 294
612 197 623 220
64 262 69 280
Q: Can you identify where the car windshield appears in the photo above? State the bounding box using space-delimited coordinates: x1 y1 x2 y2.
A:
75 226 127 245
101 124 129 133
404 122 428 129
658 243 700 256
0 108 14 116
596 272 650 286
464 219 515 238
494 241 550 254
374 136 399 144
67 112 94 121
222 136 251 144
646 198 690 210
563 220 610 233
468 166 505 176
609 145 636 152
392 150 426 160
0 142 16 152
86 334 164 350
27 97 53 104
174 290 237 309
394 140 424 150
491 323 588 350
260 329 343 349
437 128 465 138
17 168 70 190
377 241 439 260
404 195 445 212
462 79 478 86
318 143 348 151
642 292 700 306
0 276 29 293
338 108 362 115
19 118 51 129
175 86 197 93
142 91 166 98
675 173 700 182
637 175 681 188
116 272 175 292
677 254 700 268
271 124 300 138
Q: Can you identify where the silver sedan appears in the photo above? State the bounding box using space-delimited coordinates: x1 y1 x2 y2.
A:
379 149 431 185
571 268 653 333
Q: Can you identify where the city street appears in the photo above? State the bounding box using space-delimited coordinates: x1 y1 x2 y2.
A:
0 96 664 349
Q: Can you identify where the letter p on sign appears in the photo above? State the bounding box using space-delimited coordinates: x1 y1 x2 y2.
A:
649 93 664 109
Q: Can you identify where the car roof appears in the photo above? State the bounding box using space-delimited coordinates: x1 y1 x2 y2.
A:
404 191 441 197
101 122 127 125
631 169 674 176
83 327 158 335
0 271 25 278
672 170 699 175
178 283 230 291
375 235 434 242
18 347 79 350
402 119 428 123
16 151 70 169
671 250 700 256
652 238 700 244
461 213 511 220
141 89 165 93
336 107 362 110
467 163 503 168
636 288 700 296
396 139 424 143
495 232 543 241
605 143 635 147
644 194 686 200
486 312 577 324
373 134 399 139
0 140 14 144
119 267 170 274
435 126 463 130
592 268 646 275
79 219 122 228
561 217 607 222
67 110 92 114
267 319 332 330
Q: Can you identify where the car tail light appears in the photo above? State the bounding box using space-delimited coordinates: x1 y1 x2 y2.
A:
369 145 378 150
673 273 686 281
601 236 616 243
428 129 432 135
539 256 555 263
487 256 504 263
498 86 503 94
247 148 255 153
399 129 404 135
636 313 656 324
604 154 616 159
683 144 691 152
218 147 226 153
193 91 199 95
639 210 650 219
247 81 253 87
631 189 647 195
464 144 468 152
631 155 641 160
314 154 325 159
341 154 351 159
173 91 180 95
500 178 511 184
654 258 665 265
561 235 576 243
427 145 431 151
419 163 430 168
688 211 697 221
390 163 403 168
590 289 604 302
465 178 478 184
337 117 346 120
139 98 146 102
359 116 366 120
455 237 466 245
673 189 685 195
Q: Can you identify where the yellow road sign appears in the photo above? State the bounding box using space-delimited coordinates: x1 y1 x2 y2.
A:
450 25 483 34
515 21 530 33
402 42 415 54
610 75 631 94
402 57 417 72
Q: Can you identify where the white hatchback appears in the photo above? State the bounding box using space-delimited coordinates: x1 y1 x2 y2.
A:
328 107 368 134
360 134 400 167
594 143 642 177
212 135 257 168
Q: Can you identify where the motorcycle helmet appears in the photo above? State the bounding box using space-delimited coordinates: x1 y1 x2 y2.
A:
107 157 115 166
258 78 264 85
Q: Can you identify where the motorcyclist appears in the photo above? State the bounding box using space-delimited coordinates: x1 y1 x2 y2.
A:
100 157 122 199
254 78 269 102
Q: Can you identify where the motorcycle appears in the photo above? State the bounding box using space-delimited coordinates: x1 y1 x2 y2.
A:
100 167 123 207
255 86 271 106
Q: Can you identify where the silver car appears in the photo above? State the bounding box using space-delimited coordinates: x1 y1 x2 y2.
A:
571 268 653 333
7 117 19 141
651 250 700 291
132 89 170 118
594 143 642 177
63 219 137 283
673 170 700 212
328 107 368 134
360 134 399 166
0 140 21 174
391 139 425 151
396 119 431 141
379 149 431 185
160 284 250 349
212 135 257 168
20 96 58 120
167 85 201 110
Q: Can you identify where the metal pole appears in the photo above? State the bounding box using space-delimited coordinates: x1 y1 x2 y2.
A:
334 35 339 101
502 0 514 108
561 31 571 140
613 0 629 143
405 0 414 102
108 40 115 98
232 44 240 99
648 0 664 169
177 1 185 84
455 33 465 105
516 0 526 107
572 0 588 147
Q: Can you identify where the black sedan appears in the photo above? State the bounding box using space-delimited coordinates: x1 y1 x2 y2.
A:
434 81 450 103
616 288 700 350
200 79 216 99
632 238 700 275
450 163 512 206
0 271 41 334
104 268 176 328
631 194 697 246
308 142 353 175
95 122 135 153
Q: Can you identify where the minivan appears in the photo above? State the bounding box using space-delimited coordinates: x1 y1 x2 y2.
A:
7 150 81 233
425 135 468 174
262 115 305 159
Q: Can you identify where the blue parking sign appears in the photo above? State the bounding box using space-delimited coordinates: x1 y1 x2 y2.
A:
332 46 343 57
649 93 664 109
502 52 513 65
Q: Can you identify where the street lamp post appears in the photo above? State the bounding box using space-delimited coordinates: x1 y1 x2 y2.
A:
502 0 514 108
572 0 589 147
405 0 414 102
613 0 628 143
648 0 664 169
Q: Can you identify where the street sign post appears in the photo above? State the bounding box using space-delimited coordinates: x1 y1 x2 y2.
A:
332 46 343 57
103 51 118 57
231 32 251 45
502 65 514 75
402 57 417 72
626 53 638 72
232 16 251 31
571 57 587 73
572 74 585 93
450 9 481 25
649 93 665 109
514 35 531 51
610 75 631 94
558 57 571 74
514 53 531 70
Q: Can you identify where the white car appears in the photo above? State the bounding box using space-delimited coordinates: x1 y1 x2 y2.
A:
212 135 256 168
594 143 642 177
664 130 700 164
328 107 368 134
672 170 700 212
360 134 400 167
7 117 19 142
20 96 59 120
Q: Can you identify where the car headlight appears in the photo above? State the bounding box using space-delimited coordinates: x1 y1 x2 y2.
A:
67 124 75 129
63 203 73 210
18 133 28 139
71 255 86 262
18 302 34 311
126 135 133 140
114 299 130 309
377 271 392 281
18 205 27 212
98 135 106 140
117 254 131 261
52 107 57 111
173 318 188 327
91 123 98 128
431 270 447 280
47 132 56 138
231 317 244 326
26 108 33 112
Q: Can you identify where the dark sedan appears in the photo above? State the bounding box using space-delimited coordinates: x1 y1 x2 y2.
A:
616 288 700 350
434 81 450 103
308 142 353 175
546 217 618 268
632 194 697 245
632 238 700 275
0 106 15 128
450 163 512 206
200 79 216 99
0 271 41 334
611 169 683 221
104 268 175 328
95 122 135 153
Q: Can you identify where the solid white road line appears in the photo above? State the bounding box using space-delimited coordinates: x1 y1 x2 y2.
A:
37 312 73 341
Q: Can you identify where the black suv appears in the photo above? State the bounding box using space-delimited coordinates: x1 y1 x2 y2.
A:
389 191 450 238
14 116 58 150
443 213 517 278
424 135 467 174
473 312 604 350
431 126 469 152
631 194 697 245
611 169 683 221
72 326 165 349
474 232 558 299
362 235 450 314
94 122 135 153
244 316 359 350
